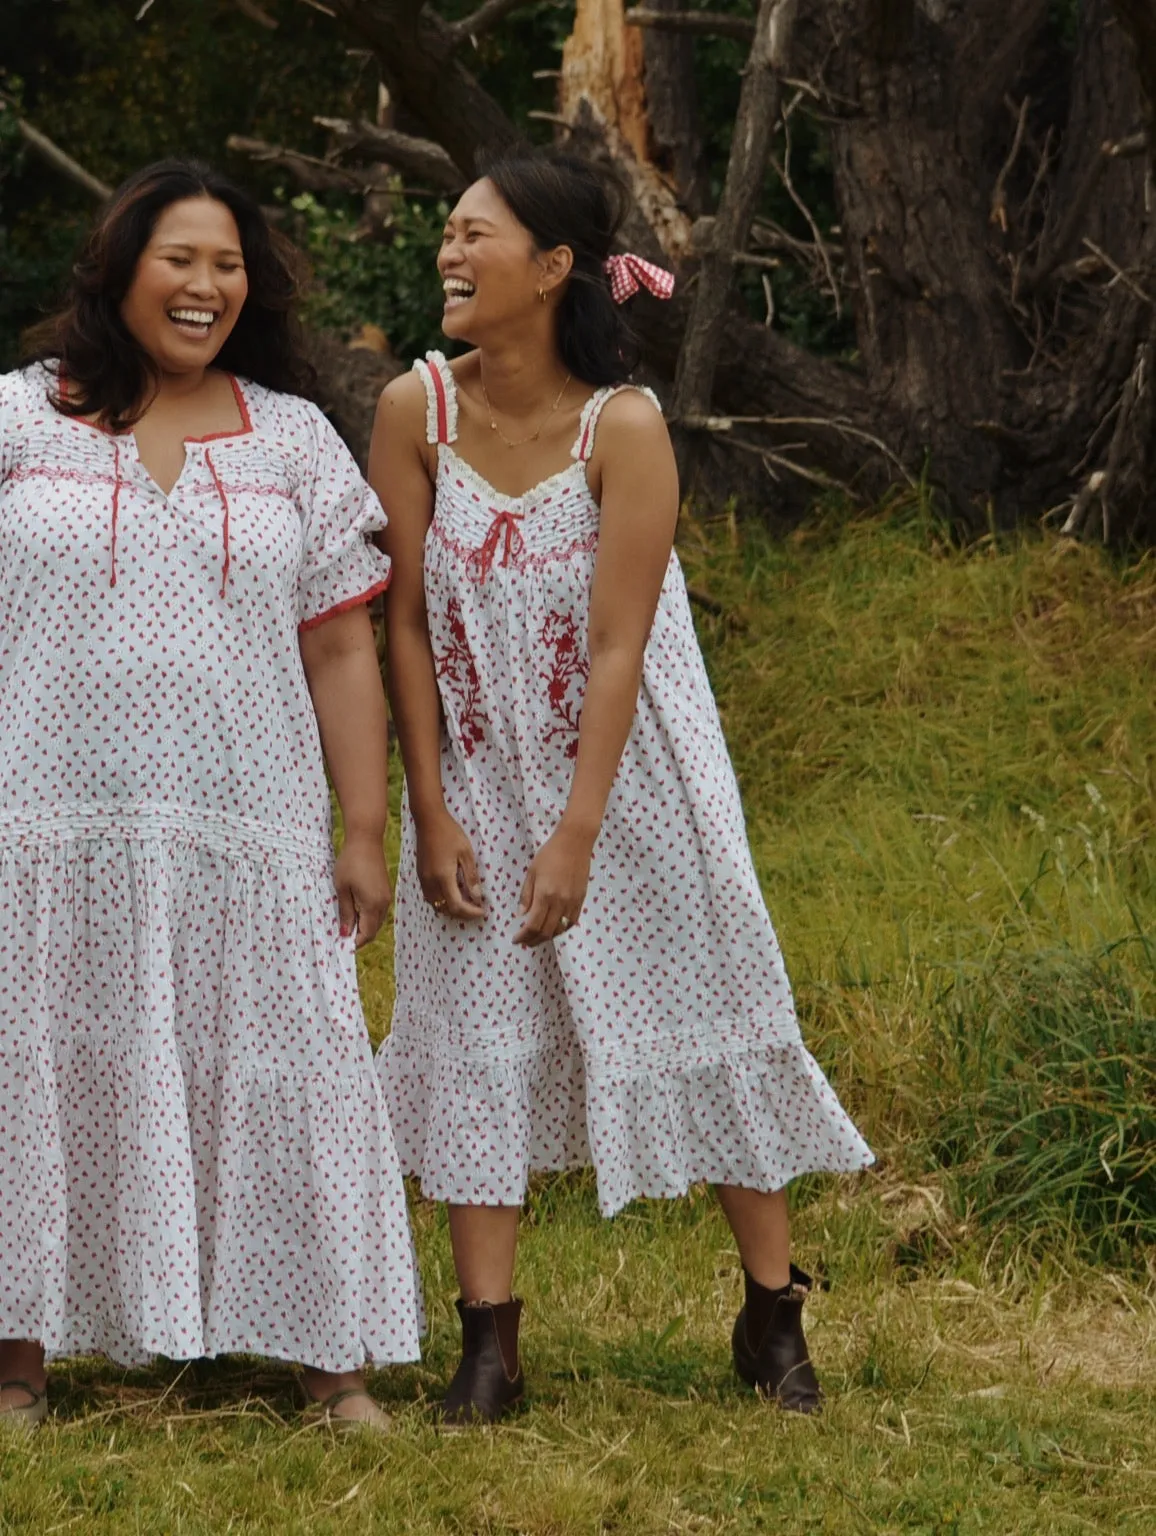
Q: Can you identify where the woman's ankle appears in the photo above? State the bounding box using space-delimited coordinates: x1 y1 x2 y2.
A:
0 1339 47 1393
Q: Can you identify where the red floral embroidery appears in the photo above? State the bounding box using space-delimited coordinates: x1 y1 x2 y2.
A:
434 597 486 756
540 611 589 758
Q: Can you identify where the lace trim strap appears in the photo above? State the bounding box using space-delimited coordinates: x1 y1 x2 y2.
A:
570 384 662 463
411 351 460 445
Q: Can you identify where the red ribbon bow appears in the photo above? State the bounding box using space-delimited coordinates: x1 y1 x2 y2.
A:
603 253 676 305
467 509 525 583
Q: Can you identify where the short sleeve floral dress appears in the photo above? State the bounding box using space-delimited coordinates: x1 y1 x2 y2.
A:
379 353 873 1216
0 364 421 1373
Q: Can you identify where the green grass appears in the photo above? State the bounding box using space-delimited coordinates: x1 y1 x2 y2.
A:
4 505 1154 1533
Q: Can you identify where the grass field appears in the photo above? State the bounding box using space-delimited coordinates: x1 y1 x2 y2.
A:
3 505 1154 1534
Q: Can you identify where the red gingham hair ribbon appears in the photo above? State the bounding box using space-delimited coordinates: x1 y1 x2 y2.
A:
603 253 676 305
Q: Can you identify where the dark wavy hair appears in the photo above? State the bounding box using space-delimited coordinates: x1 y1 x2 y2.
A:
24 158 313 429
480 148 640 387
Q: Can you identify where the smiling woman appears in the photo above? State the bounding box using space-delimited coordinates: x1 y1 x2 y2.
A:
0 160 422 1435
24 160 309 433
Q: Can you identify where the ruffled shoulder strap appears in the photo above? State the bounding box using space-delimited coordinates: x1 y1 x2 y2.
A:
411 351 459 446
570 383 663 463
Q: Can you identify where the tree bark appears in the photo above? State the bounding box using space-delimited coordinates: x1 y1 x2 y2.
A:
320 0 1156 539
638 0 709 213
671 0 797 484
559 0 693 261
327 0 519 173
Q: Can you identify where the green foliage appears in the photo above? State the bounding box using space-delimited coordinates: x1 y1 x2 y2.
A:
287 190 450 362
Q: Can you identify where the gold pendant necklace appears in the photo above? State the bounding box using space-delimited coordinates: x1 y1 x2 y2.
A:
480 370 572 449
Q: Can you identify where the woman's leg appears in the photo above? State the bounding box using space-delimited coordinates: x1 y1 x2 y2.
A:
714 1184 821 1413
715 1186 791 1288
0 1339 47 1417
442 1204 524 1424
448 1204 521 1301
299 1363 391 1428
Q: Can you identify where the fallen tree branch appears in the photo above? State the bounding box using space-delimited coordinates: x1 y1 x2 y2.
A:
624 7 755 42
313 117 465 190
226 134 373 193
445 0 541 46
1082 237 1153 306
1106 131 1148 158
672 0 798 460
676 410 912 483
769 114 840 314
990 94 1030 234
234 0 278 26
1 102 112 202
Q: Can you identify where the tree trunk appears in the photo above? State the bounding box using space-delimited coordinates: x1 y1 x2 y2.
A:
639 0 708 214
322 0 1156 539
559 0 694 261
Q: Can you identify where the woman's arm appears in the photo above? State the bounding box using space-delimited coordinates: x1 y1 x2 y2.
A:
515 392 679 945
369 374 484 920
300 605 392 946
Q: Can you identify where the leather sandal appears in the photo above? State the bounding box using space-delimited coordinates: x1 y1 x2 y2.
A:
732 1264 823 1414
441 1298 525 1427
299 1379 393 1435
0 1380 49 1432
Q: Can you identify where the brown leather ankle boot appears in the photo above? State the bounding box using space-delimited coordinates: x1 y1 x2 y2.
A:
732 1264 822 1414
441 1298 525 1426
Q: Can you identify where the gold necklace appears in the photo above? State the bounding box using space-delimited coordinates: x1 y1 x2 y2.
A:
480 369 572 449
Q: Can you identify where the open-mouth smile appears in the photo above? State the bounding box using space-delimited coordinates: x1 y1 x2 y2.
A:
443 278 476 310
167 308 220 339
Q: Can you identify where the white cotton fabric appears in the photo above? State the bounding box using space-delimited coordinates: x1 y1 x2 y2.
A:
379 352 874 1216
0 364 422 1370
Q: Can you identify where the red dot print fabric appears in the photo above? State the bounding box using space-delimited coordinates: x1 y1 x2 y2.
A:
379 353 874 1216
0 365 421 1371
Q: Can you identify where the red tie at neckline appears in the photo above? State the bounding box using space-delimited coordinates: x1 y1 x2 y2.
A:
467 509 525 584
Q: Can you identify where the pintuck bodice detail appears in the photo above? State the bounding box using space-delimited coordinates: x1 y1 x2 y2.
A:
379 352 873 1217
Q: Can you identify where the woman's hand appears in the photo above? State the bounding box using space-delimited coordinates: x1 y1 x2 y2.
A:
334 831 393 948
416 808 485 921
515 823 594 947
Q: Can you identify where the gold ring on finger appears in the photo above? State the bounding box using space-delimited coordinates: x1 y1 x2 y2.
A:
558 915 570 931
432 897 447 911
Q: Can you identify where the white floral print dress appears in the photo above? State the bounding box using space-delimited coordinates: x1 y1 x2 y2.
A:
379 352 873 1215
0 363 422 1372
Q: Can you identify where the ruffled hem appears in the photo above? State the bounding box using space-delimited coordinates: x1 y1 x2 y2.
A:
378 1018 873 1217
0 828 423 1371
1 1039 423 1372
378 1015 591 1207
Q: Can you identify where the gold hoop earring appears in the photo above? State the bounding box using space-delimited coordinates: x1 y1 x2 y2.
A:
537 287 548 304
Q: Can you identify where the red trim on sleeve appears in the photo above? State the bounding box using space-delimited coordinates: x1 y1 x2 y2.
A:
428 360 449 445
298 573 392 633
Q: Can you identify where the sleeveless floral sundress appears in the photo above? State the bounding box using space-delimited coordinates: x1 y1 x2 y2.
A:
379 352 873 1215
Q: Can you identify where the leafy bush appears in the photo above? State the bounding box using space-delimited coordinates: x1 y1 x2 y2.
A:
287 190 450 364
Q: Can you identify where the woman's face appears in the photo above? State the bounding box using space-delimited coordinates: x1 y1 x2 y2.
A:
438 178 565 341
120 196 249 376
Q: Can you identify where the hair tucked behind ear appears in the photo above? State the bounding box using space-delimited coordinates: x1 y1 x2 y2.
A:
479 148 640 387
23 158 314 430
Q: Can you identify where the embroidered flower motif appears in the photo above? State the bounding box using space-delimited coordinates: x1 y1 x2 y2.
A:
540 611 588 758
435 596 486 756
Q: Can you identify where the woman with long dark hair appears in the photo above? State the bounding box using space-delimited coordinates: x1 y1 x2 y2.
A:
371 149 872 1425
0 160 420 1431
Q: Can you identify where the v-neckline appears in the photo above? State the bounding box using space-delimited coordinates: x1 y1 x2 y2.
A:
58 371 253 499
